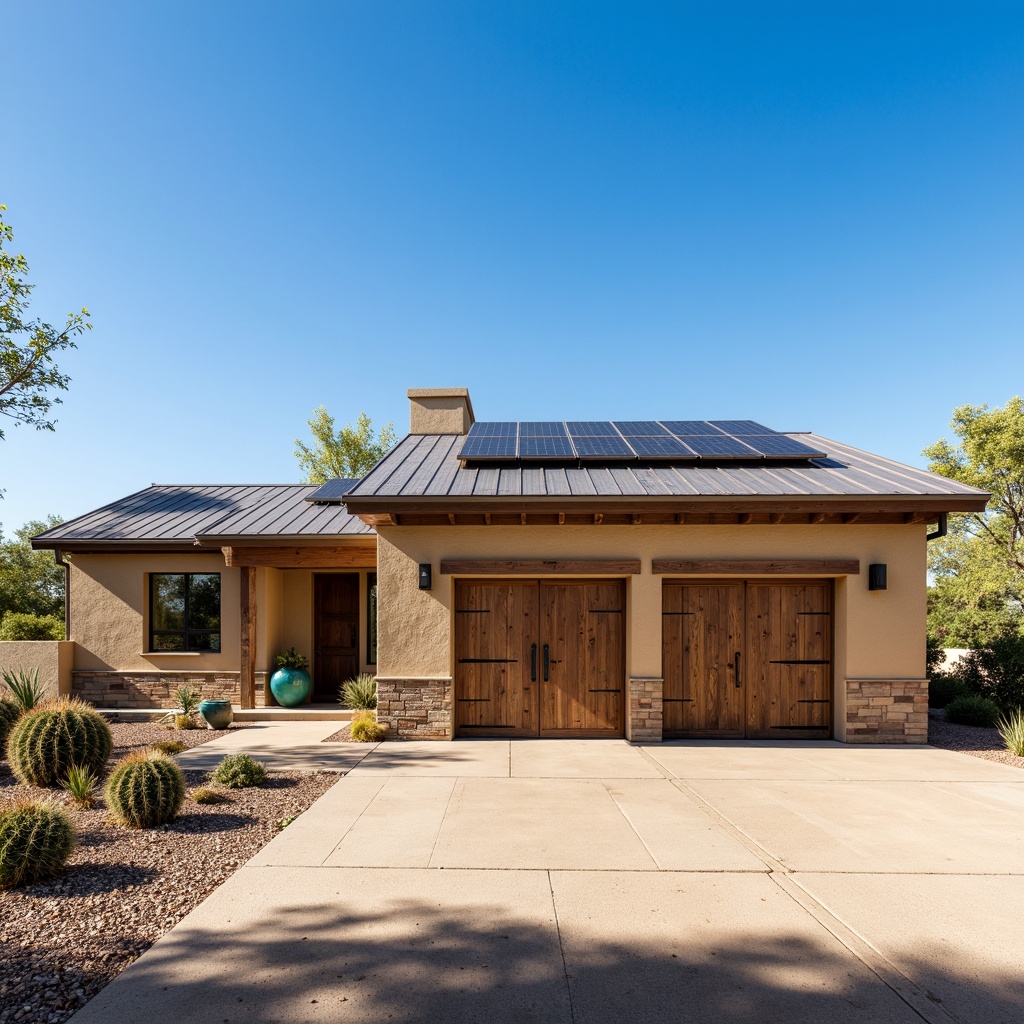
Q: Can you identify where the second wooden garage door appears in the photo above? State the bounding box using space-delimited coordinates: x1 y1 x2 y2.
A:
663 580 833 739
454 580 625 738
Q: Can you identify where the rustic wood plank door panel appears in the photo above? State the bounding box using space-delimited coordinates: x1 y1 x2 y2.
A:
454 580 539 737
745 581 832 739
662 582 745 737
314 574 360 701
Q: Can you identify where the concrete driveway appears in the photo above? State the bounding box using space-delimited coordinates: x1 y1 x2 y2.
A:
71 739 1024 1024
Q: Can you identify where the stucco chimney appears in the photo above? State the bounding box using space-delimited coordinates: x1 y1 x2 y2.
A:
408 388 475 435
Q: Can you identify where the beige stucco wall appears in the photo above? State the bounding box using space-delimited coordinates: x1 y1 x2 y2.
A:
376 523 927 738
0 640 75 700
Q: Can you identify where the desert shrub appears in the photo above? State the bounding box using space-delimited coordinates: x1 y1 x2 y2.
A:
105 751 186 828
956 630 1024 712
350 710 386 742
340 674 377 710
7 699 113 787
928 674 971 709
0 698 20 749
211 753 266 788
151 739 186 755
191 787 231 805
926 634 945 677
160 687 201 729
945 694 1001 728
996 709 1024 757
0 613 64 642
61 765 99 808
1 667 46 712
0 800 76 888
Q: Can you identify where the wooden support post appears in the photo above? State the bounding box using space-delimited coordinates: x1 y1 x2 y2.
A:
240 566 257 710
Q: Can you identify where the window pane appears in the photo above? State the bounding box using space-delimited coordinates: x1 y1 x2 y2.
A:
152 632 186 651
367 573 378 664
152 575 186 631
188 574 221 631
189 631 220 652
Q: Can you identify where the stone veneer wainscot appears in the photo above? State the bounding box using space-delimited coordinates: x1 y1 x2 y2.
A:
845 679 929 744
376 676 452 740
626 677 663 743
72 671 268 708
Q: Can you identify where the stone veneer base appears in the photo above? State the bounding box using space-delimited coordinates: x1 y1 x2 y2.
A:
626 677 663 743
72 670 268 708
845 678 929 744
376 676 453 740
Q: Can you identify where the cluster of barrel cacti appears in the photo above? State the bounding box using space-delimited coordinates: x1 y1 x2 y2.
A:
0 800 76 889
105 751 186 828
6 698 113 787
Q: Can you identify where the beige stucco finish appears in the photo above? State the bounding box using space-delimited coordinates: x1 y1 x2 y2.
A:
376 523 927 739
0 640 74 700
407 388 474 435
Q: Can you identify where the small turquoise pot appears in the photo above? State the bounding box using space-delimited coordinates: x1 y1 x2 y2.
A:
199 699 233 730
270 667 312 708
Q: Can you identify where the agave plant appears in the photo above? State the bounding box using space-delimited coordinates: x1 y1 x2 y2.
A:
1 668 46 712
340 674 377 710
996 709 1024 757
160 686 202 729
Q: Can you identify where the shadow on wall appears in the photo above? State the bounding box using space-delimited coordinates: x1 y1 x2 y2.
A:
67 896 1024 1024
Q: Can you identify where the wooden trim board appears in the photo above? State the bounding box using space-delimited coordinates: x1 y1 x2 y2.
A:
441 558 642 575
653 558 860 575
223 544 376 568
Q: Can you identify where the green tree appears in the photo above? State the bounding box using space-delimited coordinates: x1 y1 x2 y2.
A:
0 205 91 440
0 517 65 623
924 398 1024 646
294 408 397 483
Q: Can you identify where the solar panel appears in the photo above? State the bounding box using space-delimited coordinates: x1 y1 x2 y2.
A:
708 420 775 435
519 422 567 437
742 435 827 458
572 436 634 458
627 436 696 458
613 421 670 436
459 434 518 459
567 421 618 436
519 435 576 458
467 422 517 436
683 435 759 457
661 421 726 436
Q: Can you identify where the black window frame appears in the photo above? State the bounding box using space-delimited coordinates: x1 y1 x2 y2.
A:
367 571 378 665
149 572 222 653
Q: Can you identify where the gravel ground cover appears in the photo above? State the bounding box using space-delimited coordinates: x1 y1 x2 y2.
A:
0 724 340 1024
928 710 1024 770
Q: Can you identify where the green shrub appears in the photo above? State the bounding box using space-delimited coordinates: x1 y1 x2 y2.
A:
0 800 76 888
956 630 1024 712
150 739 186 755
160 687 201 729
105 751 186 828
1 667 46 711
0 698 20 749
926 634 945 677
7 699 113 787
350 710 385 742
211 753 267 788
996 708 1024 757
275 647 309 670
0 613 64 642
61 765 99 808
928 674 971 709
191 787 231 805
340 674 377 710
945 694 1001 728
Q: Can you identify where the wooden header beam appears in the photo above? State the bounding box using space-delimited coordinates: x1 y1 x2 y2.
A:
652 558 860 576
440 558 642 575
222 544 376 569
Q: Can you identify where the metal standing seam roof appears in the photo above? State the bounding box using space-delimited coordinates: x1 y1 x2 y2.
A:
342 433 989 503
31 484 372 548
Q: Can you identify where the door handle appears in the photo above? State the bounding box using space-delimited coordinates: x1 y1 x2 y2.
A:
735 651 742 688
350 626 358 646
543 643 550 682
530 643 537 682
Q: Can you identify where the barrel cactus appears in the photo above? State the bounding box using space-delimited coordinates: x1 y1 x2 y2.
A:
7 699 113 787
0 800 76 889
0 698 20 750
105 751 186 828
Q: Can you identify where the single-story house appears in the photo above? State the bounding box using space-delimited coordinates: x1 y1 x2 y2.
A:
28 387 989 744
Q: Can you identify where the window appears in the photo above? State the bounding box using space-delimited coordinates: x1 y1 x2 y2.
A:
367 572 378 664
150 573 221 652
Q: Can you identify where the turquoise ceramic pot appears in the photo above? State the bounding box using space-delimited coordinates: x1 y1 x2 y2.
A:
198 699 233 730
270 667 312 708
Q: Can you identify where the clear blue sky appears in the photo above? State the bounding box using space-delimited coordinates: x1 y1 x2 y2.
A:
2 1 1021 532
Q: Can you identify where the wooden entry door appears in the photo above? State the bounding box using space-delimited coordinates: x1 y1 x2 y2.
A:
662 580 833 739
314 573 360 701
454 580 626 738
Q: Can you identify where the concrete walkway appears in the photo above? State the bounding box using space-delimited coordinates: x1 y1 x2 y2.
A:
72 740 1024 1024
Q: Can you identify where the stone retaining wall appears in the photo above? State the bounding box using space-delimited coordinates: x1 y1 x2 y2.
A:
376 676 452 739
626 677 663 743
72 671 268 708
845 679 929 744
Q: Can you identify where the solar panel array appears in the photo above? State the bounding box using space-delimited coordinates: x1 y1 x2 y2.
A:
458 421 826 462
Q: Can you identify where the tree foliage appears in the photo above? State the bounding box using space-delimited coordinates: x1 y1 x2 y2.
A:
924 398 1024 646
294 407 397 483
0 517 65 624
0 205 91 441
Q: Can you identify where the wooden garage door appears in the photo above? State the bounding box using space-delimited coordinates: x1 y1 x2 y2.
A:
663 580 832 739
455 580 625 738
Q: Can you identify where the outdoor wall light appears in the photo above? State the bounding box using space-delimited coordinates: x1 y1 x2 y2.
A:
418 563 433 590
868 563 887 591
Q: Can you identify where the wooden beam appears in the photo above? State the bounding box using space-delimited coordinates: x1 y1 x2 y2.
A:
653 558 860 576
631 514 642 525
842 513 861 524
520 512 527 525
769 513 783 524
239 566 256 709
903 512 916 524
441 558 642 575
738 512 753 524
675 512 686 524
448 513 457 525
484 513 491 525
594 513 603 525
223 544 377 569
809 513 827 524
558 512 565 525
